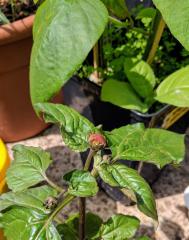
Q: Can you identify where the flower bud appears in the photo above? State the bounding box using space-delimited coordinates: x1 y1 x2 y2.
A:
88 133 106 150
43 196 58 210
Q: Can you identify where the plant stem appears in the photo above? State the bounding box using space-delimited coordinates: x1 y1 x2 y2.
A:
84 149 96 171
93 42 100 80
35 194 75 239
79 198 86 240
143 10 166 64
44 175 63 193
79 149 97 240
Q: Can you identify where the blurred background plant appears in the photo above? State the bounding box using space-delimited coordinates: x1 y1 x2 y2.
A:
79 4 189 84
0 0 36 24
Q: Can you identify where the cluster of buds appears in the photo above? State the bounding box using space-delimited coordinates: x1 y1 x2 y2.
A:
88 133 106 151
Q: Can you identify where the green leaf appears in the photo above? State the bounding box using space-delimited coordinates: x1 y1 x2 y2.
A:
35 103 98 152
0 9 9 24
57 212 102 239
98 214 140 240
101 79 148 113
105 124 185 168
0 207 61 240
101 0 129 19
30 0 108 104
136 8 156 20
98 164 157 220
124 58 156 99
63 170 98 197
0 185 57 214
152 0 189 51
156 66 189 107
7 145 52 192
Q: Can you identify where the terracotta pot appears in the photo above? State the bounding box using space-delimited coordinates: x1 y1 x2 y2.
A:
0 15 63 142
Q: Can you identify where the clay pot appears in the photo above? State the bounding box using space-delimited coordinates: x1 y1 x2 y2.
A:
0 15 62 142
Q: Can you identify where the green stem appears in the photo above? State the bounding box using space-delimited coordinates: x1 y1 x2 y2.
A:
143 10 166 64
35 194 75 239
108 16 127 28
44 175 63 193
79 149 97 240
84 149 97 171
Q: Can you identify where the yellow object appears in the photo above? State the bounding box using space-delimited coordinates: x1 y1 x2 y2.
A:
162 107 189 129
0 139 10 240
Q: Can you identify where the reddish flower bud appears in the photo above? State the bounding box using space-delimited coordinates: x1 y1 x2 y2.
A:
88 133 106 150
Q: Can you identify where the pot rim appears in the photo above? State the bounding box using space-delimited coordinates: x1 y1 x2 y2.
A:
0 14 35 46
131 104 171 118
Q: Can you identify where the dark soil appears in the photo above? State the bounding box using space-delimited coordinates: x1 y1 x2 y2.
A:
0 0 36 24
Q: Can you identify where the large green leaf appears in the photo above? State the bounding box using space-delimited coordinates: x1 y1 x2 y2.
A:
57 212 102 239
35 103 98 152
0 186 57 214
124 58 156 99
97 214 140 240
152 0 189 51
105 124 185 168
7 145 52 192
97 163 157 220
101 0 129 19
156 66 189 107
30 0 108 104
63 170 98 197
101 79 148 113
0 207 61 240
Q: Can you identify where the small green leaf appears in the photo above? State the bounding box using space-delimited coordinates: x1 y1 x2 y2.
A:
152 0 189 50
64 170 98 197
0 207 61 240
101 0 129 19
30 0 108 104
101 79 148 113
98 163 157 220
58 212 102 240
136 8 156 20
0 9 9 24
35 103 98 152
7 145 52 192
98 214 140 240
105 124 185 168
156 66 189 107
0 185 57 214
124 58 156 99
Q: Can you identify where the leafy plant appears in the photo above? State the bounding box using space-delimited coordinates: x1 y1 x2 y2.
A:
0 1 188 239
101 59 189 113
0 0 36 24
0 103 185 239
100 3 189 113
